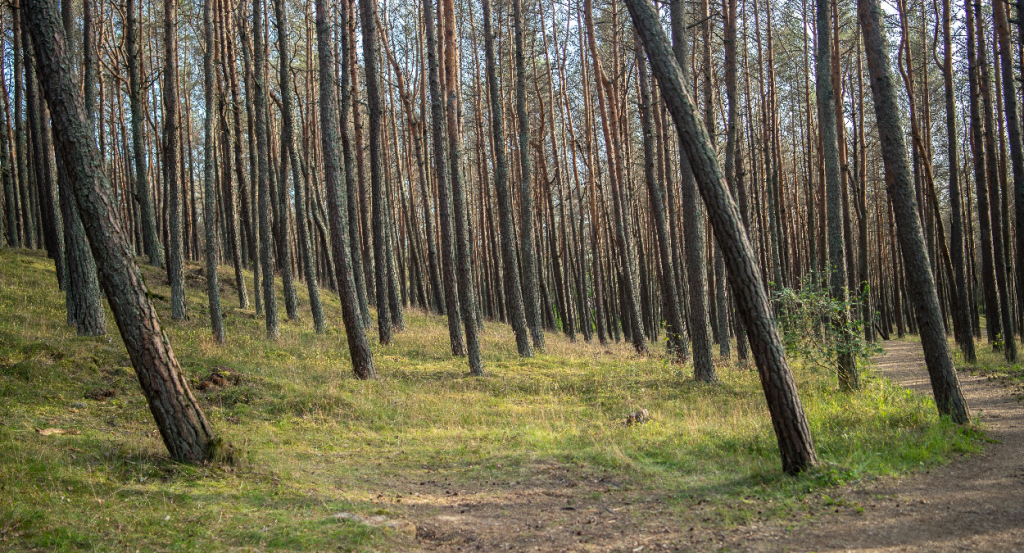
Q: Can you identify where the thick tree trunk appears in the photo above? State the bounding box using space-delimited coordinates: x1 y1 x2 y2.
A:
858 0 969 422
25 0 215 462
628 0 818 474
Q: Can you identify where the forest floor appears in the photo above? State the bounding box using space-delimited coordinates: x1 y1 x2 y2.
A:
0 248 1014 552
397 341 1024 552
723 340 1024 552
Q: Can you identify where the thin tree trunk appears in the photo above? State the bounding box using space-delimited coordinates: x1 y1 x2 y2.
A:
483 0 532 357
316 0 375 379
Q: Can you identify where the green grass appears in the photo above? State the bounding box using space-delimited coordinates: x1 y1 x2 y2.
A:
0 248 983 551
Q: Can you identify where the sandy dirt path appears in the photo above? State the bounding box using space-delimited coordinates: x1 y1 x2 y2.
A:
736 340 1024 552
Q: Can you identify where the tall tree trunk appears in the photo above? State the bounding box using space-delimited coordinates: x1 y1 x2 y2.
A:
938 0 973 360
442 0 482 374
316 0 375 379
515 0 545 351
275 0 325 333
25 0 215 462
628 0 818 474
992 0 1024 354
164 0 186 320
202 0 224 343
858 0 969 422
359 0 392 344
126 0 162 267
816 0 858 389
482 0 532 357
670 0 714 380
253 0 279 338
637 40 685 362
339 0 370 326
425 0 464 355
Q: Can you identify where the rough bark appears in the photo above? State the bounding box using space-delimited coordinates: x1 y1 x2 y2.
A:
515 0 545 352
670 0 714 381
627 0 818 474
316 0 376 379
483 0 532 357
202 0 224 343
25 0 215 462
275 0 325 333
163 0 186 321
816 0 858 389
858 0 969 422
254 0 279 338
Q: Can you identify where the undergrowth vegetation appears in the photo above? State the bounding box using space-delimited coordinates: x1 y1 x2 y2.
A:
0 249 981 551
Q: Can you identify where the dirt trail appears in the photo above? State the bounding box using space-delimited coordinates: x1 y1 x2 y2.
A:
738 340 1024 552
400 341 1024 551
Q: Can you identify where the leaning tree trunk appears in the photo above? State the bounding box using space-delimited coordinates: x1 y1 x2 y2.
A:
482 0 532 357
24 0 215 462
316 0 376 379
816 0 858 389
627 0 818 474
857 0 969 422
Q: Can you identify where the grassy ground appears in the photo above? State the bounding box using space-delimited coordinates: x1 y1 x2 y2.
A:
0 248 981 551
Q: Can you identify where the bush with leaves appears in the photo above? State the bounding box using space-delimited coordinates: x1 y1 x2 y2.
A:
772 273 882 374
